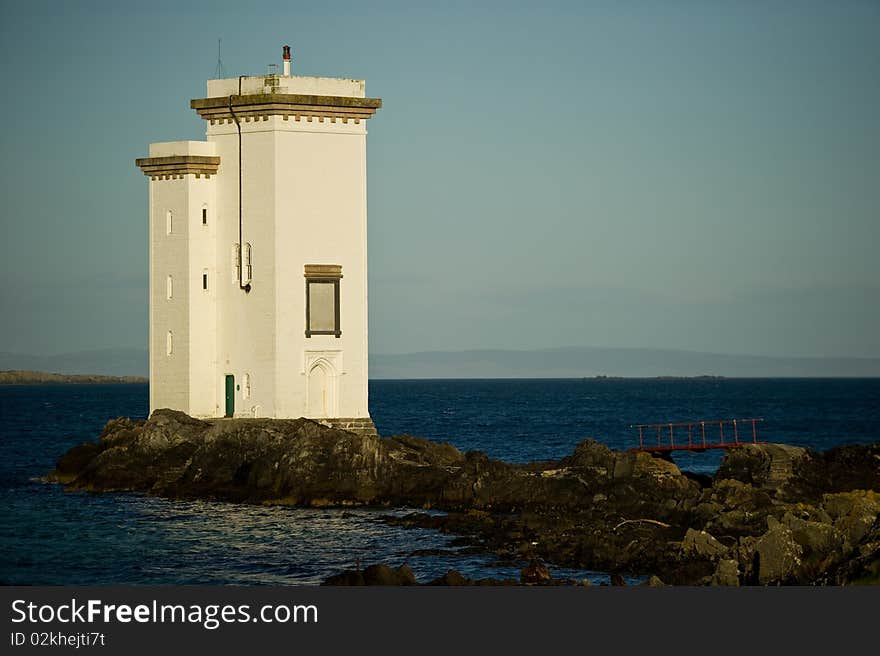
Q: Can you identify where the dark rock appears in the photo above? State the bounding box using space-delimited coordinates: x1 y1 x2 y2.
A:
53 442 101 483
791 445 880 500
324 564 417 586
815 539 880 585
682 471 713 488
52 410 704 517
681 528 727 560
641 575 666 586
718 443 880 503
700 479 775 537
822 491 879 549
781 512 841 558
361 564 417 586
610 573 627 586
428 570 470 586
715 443 808 491
736 536 760 585
520 559 552 585
395 564 418 585
753 520 804 585
710 559 740 586
51 410 880 587
562 439 615 476
322 570 365 586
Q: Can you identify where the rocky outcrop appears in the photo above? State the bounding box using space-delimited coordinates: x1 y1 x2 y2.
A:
382 443 878 586
520 559 552 585
54 410 462 507
752 519 805 584
323 564 418 586
681 528 728 560
711 559 740 586
51 409 701 515
51 410 880 586
715 443 809 490
717 443 880 503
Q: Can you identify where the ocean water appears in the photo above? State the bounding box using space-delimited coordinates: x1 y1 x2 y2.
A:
1 379 878 585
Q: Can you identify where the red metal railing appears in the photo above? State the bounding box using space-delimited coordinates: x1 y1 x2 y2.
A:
630 418 764 452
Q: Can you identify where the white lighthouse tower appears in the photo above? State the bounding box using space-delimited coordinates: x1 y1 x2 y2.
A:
136 46 381 435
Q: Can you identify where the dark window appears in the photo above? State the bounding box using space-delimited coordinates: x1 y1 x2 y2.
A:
202 208 208 225
304 265 342 338
202 272 208 290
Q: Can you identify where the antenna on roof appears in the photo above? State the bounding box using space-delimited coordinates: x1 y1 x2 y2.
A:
215 38 227 78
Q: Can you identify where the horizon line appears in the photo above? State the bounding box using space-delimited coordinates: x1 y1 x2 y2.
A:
4 345 880 361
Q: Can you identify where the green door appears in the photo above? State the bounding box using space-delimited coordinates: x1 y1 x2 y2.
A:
225 375 235 417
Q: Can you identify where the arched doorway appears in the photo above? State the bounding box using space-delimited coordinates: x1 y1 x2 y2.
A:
307 361 332 418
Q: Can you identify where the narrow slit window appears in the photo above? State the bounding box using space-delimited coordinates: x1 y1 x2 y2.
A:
166 331 173 356
201 206 208 225
243 373 251 399
232 244 241 283
202 270 208 291
166 210 173 235
304 265 342 338
166 275 173 299
244 243 253 283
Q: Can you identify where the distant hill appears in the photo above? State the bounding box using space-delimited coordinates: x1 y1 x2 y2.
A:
2 346 878 380
0 349 148 377
0 370 147 385
370 347 880 379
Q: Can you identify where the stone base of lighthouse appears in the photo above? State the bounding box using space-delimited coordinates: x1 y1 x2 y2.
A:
315 417 378 438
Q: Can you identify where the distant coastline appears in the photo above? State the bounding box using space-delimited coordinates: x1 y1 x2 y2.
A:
591 374 725 381
371 347 880 379
0 370 147 385
6 370 880 384
3 346 880 379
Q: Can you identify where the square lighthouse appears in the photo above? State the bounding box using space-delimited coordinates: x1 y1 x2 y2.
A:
136 46 381 435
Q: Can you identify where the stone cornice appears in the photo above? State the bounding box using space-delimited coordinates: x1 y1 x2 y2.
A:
304 264 343 279
135 155 221 180
191 93 382 124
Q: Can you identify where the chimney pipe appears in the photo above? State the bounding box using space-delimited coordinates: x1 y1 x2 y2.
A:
282 45 291 76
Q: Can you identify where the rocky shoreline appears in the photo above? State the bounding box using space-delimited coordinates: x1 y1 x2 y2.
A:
50 409 879 585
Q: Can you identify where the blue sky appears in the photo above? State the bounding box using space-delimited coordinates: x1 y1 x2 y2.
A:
0 0 878 357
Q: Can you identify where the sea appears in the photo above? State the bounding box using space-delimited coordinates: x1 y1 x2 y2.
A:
1 378 878 585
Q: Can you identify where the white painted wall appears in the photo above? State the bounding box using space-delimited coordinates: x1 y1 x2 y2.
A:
149 178 188 410
207 75 365 98
147 76 373 421
209 125 277 418
187 179 217 416
148 141 217 416
270 117 369 419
